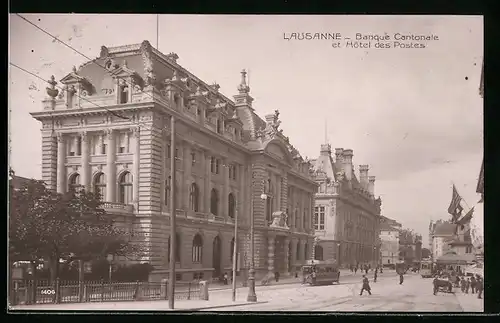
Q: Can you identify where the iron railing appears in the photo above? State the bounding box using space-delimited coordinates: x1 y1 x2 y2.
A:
9 279 202 306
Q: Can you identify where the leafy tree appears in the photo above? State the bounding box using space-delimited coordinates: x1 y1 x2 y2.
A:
9 178 146 283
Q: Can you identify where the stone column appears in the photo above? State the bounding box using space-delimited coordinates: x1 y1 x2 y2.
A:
205 153 212 213
238 164 245 225
81 131 90 191
267 235 275 276
125 131 130 153
199 150 206 212
184 143 191 210
284 238 290 274
56 133 66 193
223 158 229 218
106 129 116 202
132 128 140 210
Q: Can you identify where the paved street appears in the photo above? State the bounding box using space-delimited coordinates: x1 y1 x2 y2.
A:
205 273 484 312
10 271 483 312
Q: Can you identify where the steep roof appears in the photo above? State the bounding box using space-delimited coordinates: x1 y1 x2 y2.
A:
432 222 457 237
9 175 32 190
311 147 339 181
379 222 399 232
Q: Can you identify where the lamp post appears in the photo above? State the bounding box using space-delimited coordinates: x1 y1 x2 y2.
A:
312 237 319 260
336 242 341 266
168 116 176 309
246 167 257 302
231 203 239 302
106 254 114 282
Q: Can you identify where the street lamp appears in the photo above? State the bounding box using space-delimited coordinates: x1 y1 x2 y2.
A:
312 237 319 260
336 242 341 266
106 254 114 282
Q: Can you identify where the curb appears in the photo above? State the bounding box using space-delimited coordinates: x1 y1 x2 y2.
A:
188 301 269 311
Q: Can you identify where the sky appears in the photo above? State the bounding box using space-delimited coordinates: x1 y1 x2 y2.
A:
9 14 483 246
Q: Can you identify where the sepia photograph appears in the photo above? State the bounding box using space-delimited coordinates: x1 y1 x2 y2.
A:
8 14 484 313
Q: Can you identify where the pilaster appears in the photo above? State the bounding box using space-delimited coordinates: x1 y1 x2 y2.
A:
41 132 57 191
105 129 116 202
281 174 288 212
132 127 140 211
81 131 90 191
56 133 66 193
284 238 290 273
138 125 162 216
183 143 192 210
205 153 212 213
223 158 229 218
267 235 276 275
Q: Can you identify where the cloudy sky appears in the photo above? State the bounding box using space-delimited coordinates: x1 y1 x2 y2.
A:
9 15 483 245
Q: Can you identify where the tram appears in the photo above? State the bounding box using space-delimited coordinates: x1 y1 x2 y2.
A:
301 260 340 286
420 259 433 278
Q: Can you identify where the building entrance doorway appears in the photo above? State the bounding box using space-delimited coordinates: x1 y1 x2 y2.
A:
213 235 222 278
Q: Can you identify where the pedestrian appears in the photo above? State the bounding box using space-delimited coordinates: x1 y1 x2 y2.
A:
380 267 383 274
274 271 280 282
470 276 477 294
465 278 470 294
311 268 317 285
223 272 228 285
359 275 372 295
295 272 298 278
354 266 358 275
399 273 404 285
460 277 466 292
365 266 369 275
374 269 378 283
476 276 483 299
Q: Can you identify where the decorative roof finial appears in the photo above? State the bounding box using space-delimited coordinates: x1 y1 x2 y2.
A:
123 59 128 68
46 75 59 99
72 66 77 73
237 69 250 94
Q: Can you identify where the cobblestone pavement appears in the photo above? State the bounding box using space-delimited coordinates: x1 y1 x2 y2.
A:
205 274 484 312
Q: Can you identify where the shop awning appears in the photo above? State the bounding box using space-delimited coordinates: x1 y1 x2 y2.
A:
436 252 476 265
464 263 483 277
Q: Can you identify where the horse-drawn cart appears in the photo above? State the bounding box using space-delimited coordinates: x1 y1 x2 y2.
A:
433 276 454 295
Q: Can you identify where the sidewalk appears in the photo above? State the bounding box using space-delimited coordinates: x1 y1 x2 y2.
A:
454 292 484 312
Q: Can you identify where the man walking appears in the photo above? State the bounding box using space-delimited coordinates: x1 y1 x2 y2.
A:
399 272 404 285
374 268 378 283
476 276 483 299
360 275 372 296
470 275 477 294
465 277 470 294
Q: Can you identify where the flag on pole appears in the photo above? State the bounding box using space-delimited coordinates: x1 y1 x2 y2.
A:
448 184 463 222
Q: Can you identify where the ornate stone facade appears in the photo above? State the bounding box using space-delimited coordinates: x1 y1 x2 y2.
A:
310 144 382 268
31 41 317 282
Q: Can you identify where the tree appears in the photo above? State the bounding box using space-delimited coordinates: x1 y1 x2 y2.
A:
9 178 145 282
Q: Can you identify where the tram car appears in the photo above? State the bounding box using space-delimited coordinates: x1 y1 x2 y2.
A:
301 260 340 286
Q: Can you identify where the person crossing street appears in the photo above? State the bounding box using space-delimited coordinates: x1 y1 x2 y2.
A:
399 272 404 285
373 268 378 283
359 275 372 296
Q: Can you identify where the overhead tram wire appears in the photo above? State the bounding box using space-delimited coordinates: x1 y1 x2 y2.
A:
15 14 158 118
10 62 158 134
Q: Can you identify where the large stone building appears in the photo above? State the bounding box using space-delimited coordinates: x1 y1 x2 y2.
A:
30 40 317 282
429 220 456 261
379 220 400 267
310 144 382 267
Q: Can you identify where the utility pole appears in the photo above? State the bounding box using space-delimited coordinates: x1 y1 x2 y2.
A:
247 165 257 302
231 204 238 301
168 116 176 309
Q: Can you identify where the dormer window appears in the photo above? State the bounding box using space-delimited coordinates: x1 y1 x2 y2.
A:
216 119 222 134
174 94 180 106
119 84 129 104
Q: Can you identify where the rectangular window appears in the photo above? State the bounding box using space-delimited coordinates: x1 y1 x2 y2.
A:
167 144 171 158
215 159 220 174
232 164 237 180
191 152 196 166
210 157 216 173
76 137 82 156
117 132 127 153
101 143 107 155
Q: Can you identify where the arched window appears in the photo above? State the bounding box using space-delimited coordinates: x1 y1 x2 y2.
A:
192 234 203 263
295 208 299 229
68 173 81 192
119 85 129 104
93 173 106 200
228 193 236 218
118 171 133 204
314 245 324 261
167 233 181 263
296 241 301 261
164 177 171 207
304 243 309 260
230 237 235 262
189 183 199 212
210 188 219 215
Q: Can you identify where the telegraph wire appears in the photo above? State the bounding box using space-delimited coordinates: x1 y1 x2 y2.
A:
14 14 158 118
10 62 157 133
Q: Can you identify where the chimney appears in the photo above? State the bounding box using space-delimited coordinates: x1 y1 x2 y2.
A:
368 176 376 196
334 148 344 165
342 149 354 181
359 165 369 189
320 143 332 156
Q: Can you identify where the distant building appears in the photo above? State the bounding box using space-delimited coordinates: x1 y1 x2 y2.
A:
311 144 382 267
430 221 456 261
379 221 399 267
